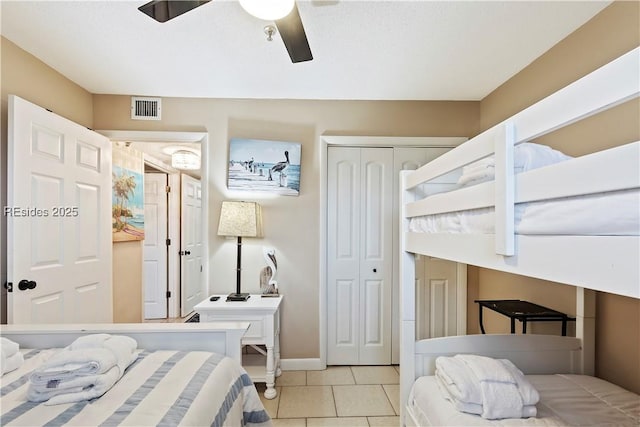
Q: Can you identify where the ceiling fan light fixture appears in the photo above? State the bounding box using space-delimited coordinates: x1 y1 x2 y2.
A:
171 150 201 170
239 0 294 21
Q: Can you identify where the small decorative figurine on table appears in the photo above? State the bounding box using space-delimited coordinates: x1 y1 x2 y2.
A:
260 247 279 297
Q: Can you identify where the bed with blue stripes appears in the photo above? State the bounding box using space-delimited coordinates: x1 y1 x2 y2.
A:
1 348 272 426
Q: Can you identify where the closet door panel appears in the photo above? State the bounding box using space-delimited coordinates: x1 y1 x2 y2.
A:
359 148 393 365
328 147 361 364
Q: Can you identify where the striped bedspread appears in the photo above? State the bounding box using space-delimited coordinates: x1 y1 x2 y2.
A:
1 348 272 426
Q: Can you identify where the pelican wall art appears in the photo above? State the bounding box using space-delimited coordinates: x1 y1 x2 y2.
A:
227 138 301 196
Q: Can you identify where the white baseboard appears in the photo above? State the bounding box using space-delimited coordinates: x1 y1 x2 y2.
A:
281 358 323 371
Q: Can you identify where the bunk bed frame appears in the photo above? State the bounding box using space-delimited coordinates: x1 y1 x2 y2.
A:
399 47 639 425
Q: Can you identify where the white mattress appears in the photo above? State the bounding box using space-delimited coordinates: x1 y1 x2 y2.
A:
1 348 271 427
409 189 640 236
408 374 640 426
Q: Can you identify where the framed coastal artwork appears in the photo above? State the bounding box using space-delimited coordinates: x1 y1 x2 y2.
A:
227 138 301 196
112 142 145 242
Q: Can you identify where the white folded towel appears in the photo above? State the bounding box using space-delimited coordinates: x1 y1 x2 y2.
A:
436 377 537 418
28 365 121 405
30 347 118 384
435 354 539 420
436 356 483 404
27 334 138 405
1 337 24 375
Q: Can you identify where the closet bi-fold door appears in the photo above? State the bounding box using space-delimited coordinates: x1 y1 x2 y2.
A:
327 147 393 365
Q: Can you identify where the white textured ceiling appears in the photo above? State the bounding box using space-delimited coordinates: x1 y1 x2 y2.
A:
1 0 611 101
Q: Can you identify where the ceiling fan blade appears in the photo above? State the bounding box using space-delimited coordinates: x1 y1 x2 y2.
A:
275 3 313 63
138 0 211 23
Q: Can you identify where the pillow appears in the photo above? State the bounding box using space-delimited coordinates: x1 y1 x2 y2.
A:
456 142 572 187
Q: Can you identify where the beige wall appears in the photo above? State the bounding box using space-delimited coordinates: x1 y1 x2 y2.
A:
476 1 640 394
93 96 479 358
112 241 143 323
0 37 140 324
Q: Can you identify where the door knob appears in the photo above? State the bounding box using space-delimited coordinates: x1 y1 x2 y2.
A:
185 250 191 255
18 280 37 291
373 268 377 273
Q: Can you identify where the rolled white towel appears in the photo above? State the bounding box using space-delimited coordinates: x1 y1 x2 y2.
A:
67 333 111 349
68 334 137 375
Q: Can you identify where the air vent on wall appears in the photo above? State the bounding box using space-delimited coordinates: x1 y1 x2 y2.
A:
131 96 161 120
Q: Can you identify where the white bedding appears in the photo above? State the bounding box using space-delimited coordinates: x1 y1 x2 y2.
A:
408 374 640 426
1 348 271 426
409 189 640 236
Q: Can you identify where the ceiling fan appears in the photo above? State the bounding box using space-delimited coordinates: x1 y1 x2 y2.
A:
138 0 313 63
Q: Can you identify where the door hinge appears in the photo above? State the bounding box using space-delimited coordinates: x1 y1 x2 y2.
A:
166 238 171 246
166 185 171 193
166 291 171 298
4 282 13 293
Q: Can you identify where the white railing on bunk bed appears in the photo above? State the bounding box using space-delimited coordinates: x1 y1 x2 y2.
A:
402 46 639 297
399 46 639 426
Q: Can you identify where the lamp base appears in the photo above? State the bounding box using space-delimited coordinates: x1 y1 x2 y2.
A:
226 293 250 302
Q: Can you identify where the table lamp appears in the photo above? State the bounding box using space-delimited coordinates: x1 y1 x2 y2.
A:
218 201 263 301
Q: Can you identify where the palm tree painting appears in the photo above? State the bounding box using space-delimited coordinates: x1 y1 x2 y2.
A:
112 143 145 242
227 138 301 196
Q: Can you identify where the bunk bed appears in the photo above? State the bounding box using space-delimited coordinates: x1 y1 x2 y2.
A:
0 323 272 426
399 46 640 426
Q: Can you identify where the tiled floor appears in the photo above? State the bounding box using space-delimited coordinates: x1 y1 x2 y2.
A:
146 318 400 425
256 366 401 427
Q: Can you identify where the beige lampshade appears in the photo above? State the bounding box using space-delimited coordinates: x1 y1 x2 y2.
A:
217 201 263 237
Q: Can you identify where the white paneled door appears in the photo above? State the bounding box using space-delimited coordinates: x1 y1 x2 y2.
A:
7 95 112 323
328 147 393 365
327 145 462 365
417 257 461 340
143 173 168 319
391 147 453 363
180 174 204 317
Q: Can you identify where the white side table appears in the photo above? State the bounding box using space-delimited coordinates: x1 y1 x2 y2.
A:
194 294 283 399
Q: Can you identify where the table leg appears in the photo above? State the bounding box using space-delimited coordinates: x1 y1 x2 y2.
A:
510 318 516 334
562 320 567 336
522 320 527 334
275 334 282 377
264 345 277 400
479 306 486 334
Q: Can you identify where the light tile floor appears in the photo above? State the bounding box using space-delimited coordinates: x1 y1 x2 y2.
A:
256 366 401 427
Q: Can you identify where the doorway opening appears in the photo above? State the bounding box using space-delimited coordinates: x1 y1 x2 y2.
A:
100 130 209 321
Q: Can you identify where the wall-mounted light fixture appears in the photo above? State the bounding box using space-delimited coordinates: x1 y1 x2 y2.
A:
171 150 201 170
